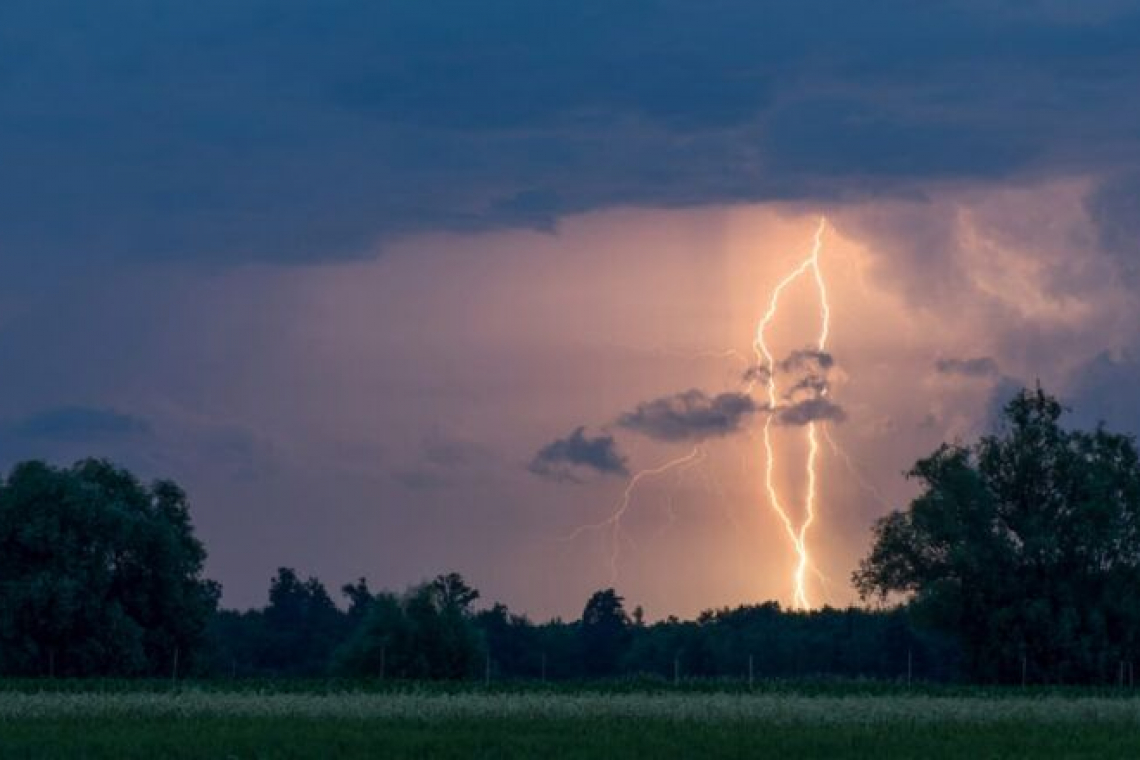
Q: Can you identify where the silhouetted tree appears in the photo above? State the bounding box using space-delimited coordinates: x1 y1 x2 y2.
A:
260 568 347 675
855 387 1140 683
476 602 545 678
430 571 480 614
580 588 630 676
342 577 375 625
0 459 219 676
335 573 482 679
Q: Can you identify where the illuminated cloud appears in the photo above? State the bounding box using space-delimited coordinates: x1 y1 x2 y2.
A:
528 427 628 482
617 389 759 442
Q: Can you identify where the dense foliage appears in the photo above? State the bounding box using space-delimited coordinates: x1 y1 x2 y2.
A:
856 388 1140 683
203 573 951 682
0 460 219 676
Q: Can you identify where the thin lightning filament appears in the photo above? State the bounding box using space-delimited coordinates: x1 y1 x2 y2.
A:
564 446 705 583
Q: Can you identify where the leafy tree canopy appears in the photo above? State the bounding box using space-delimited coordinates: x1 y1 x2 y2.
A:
855 387 1140 683
0 459 219 676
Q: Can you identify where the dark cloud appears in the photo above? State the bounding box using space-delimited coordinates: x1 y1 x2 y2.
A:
1067 350 1140 437
779 350 835 374
1087 172 1140 284
935 356 1001 378
0 405 153 474
617 389 758 442
2 2 1140 271
784 375 829 401
394 433 498 491
745 349 834 387
4 406 150 440
421 434 494 469
528 427 627 482
742 365 771 386
776 398 847 426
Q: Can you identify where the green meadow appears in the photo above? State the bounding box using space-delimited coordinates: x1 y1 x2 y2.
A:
3 684 1140 758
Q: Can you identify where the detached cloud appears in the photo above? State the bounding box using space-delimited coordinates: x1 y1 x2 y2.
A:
935 356 1000 378
742 365 771 386
0 405 154 473
393 432 499 491
528 427 627 482
5 406 150 439
777 397 847 426
617 389 759 442
784 374 829 401
779 349 835 374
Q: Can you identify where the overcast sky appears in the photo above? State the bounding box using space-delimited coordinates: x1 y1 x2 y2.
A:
2 1 1140 618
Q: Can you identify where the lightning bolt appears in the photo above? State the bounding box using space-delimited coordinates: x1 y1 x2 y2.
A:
563 217 840 606
564 446 706 583
752 217 830 610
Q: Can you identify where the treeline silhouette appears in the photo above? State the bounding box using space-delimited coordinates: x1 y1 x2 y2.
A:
204 570 955 681
2 387 1139 684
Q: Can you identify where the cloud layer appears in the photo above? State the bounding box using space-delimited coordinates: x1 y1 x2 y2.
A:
2 2 1140 275
527 427 628 482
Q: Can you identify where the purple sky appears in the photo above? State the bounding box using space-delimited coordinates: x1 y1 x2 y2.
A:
2 2 1140 618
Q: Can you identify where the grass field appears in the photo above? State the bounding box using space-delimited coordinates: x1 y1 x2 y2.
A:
3 684 1140 758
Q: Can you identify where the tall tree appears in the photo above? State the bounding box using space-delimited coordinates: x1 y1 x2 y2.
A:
260 568 347 676
0 459 219 676
341 577 375 626
855 387 1140 683
579 588 630 676
430 572 480 614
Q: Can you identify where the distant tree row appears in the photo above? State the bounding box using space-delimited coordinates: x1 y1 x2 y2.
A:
2 387 1140 684
201 573 952 682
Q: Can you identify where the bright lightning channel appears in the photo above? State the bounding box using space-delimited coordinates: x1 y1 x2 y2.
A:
752 217 830 610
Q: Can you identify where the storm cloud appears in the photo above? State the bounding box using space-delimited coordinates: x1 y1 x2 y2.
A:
1 1 1139 617
779 350 835 375
527 427 628 482
776 398 847 427
3 406 150 440
617 389 759 442
2 2 1140 276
